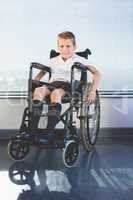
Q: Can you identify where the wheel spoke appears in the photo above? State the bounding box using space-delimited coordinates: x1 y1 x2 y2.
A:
16 150 22 159
12 171 19 176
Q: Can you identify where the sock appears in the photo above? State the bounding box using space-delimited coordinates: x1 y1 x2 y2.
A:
46 103 62 137
30 100 43 135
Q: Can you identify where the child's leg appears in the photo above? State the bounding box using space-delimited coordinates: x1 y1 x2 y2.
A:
31 86 51 136
46 88 65 139
30 100 43 134
46 102 62 133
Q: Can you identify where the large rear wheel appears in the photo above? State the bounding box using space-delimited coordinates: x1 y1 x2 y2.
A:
80 83 100 151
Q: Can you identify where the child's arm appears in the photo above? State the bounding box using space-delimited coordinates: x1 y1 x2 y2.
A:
86 65 101 104
34 70 46 81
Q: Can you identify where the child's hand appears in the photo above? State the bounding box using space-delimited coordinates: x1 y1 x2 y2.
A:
86 90 96 105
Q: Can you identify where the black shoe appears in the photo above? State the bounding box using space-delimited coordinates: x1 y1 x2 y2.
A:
47 132 56 145
38 137 49 145
38 132 56 145
37 133 50 145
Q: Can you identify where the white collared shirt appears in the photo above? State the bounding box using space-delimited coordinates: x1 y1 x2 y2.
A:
48 53 90 82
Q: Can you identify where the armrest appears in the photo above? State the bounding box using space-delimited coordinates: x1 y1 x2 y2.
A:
30 62 51 74
71 62 87 86
71 62 87 72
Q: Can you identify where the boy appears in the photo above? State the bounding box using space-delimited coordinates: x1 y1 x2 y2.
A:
31 31 101 143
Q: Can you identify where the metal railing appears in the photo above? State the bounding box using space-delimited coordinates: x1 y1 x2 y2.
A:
0 90 133 99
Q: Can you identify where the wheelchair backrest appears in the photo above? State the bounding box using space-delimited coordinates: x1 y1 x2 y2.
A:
50 48 91 86
50 48 91 59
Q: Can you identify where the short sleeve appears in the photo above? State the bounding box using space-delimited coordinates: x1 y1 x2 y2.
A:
81 57 94 66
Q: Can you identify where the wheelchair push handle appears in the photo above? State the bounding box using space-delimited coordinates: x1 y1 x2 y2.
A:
71 62 87 72
30 62 51 74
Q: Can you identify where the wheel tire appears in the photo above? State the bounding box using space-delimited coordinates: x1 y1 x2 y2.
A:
80 83 100 151
9 162 35 185
7 139 30 161
62 140 79 168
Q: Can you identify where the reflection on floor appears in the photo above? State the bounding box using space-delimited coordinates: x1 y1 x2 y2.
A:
0 139 133 200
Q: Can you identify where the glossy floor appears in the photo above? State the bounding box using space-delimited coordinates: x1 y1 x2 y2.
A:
1 139 133 200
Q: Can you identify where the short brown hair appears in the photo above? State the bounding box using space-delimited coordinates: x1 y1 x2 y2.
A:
57 31 76 46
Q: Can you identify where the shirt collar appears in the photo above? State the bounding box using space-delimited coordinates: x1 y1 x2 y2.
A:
59 53 77 62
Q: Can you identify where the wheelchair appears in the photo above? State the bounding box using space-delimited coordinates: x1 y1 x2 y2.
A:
7 49 100 167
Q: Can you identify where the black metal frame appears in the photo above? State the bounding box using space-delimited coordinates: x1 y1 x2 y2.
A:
19 62 88 147
7 61 100 168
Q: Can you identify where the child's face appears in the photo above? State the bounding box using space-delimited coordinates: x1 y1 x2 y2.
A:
57 37 76 60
